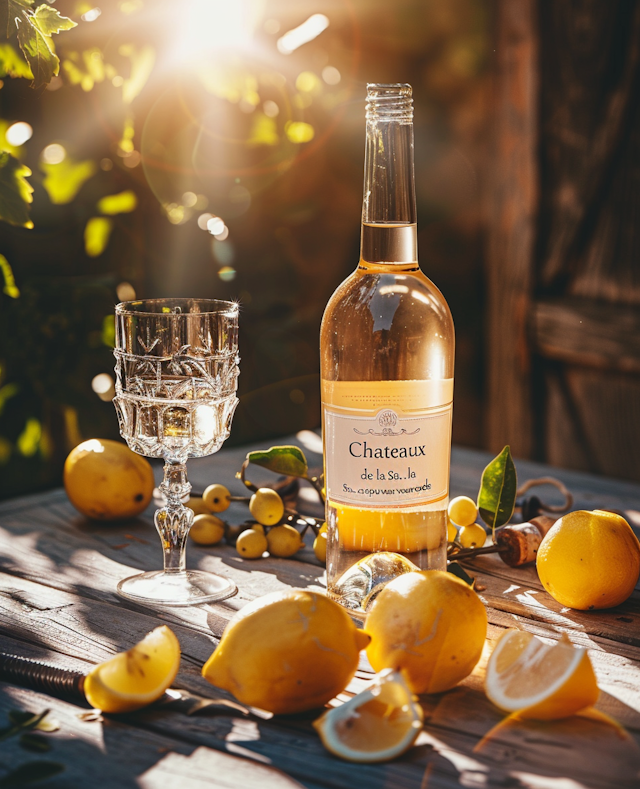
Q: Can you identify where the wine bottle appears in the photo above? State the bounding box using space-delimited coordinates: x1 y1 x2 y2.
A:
320 83 455 612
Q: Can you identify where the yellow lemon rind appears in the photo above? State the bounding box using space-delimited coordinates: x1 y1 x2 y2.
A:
313 669 424 763
84 626 181 714
485 630 599 720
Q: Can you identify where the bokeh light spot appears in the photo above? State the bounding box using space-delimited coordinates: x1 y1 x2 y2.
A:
296 71 321 93
81 7 102 22
100 158 113 170
182 191 197 207
207 216 225 235
214 225 229 241
5 122 32 147
286 122 314 144
218 266 236 281
198 212 214 230
116 281 136 301
277 14 329 55
289 389 305 405
41 143 66 164
263 100 279 117
322 66 341 85
91 373 115 401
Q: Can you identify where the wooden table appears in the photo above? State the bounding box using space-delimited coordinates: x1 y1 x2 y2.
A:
1 434 639 788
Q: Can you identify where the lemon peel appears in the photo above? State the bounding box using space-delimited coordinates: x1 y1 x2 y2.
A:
485 630 599 720
84 626 181 713
202 590 370 714
313 669 423 763
537 509 640 610
365 570 487 694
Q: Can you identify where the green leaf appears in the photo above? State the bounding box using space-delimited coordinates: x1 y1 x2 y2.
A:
31 5 76 36
247 445 309 478
0 42 33 79
15 11 58 90
477 445 517 530
84 217 113 257
447 561 475 587
0 254 20 297
0 151 33 228
6 0 33 39
0 761 64 787
0 710 49 742
40 156 96 204
97 190 137 215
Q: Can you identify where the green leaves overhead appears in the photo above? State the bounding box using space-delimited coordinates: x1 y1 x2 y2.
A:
31 4 76 36
0 42 33 79
84 217 113 257
0 254 20 297
40 156 96 204
97 190 138 215
7 1 76 89
477 445 517 530
247 445 309 478
0 151 33 228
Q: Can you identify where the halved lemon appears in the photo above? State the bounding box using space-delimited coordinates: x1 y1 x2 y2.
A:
84 626 181 713
313 669 424 763
485 630 599 720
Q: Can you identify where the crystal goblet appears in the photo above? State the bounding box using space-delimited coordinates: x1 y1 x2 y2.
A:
112 298 239 606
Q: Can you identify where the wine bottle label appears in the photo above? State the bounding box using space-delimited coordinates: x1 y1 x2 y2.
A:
322 380 453 509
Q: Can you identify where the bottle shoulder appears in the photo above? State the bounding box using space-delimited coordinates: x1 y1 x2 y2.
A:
321 265 453 329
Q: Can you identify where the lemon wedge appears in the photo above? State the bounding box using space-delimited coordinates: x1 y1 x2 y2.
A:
313 669 424 763
84 626 181 713
485 630 599 720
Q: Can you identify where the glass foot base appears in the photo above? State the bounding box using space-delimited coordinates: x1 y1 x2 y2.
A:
117 570 237 607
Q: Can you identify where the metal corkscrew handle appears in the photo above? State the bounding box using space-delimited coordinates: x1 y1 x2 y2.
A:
0 653 85 700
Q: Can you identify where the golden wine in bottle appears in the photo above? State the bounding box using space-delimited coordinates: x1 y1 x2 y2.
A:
320 83 455 612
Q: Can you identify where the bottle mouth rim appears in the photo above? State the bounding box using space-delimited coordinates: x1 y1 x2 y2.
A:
365 83 413 121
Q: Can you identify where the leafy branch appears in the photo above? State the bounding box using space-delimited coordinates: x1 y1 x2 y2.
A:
6 0 76 90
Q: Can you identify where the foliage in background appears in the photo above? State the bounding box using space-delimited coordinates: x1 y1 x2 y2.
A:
0 0 489 499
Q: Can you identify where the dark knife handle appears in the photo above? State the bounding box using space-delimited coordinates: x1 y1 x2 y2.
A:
0 653 85 700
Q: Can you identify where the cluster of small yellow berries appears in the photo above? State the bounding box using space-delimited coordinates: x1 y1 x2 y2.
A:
447 495 487 548
187 483 327 564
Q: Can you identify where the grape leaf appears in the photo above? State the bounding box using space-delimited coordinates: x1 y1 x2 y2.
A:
247 446 308 478
0 42 33 79
31 4 76 36
477 445 517 530
15 11 58 89
0 151 34 228
6 0 32 39
447 561 475 587
40 157 96 204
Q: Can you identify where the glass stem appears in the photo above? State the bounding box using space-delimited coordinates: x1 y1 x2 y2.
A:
155 461 193 575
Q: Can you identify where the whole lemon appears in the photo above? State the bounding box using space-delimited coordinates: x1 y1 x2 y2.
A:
236 528 268 559
537 510 640 610
249 488 284 526
266 524 303 557
190 514 225 545
365 570 487 694
64 439 154 521
202 590 370 714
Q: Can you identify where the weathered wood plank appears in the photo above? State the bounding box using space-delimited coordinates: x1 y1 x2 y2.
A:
533 297 640 373
0 682 322 789
485 0 538 458
2 572 640 789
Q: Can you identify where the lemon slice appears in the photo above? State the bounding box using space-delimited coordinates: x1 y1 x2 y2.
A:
84 626 181 713
485 630 599 720
313 669 424 763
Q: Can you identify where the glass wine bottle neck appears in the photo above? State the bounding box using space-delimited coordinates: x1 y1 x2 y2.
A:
360 83 418 265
